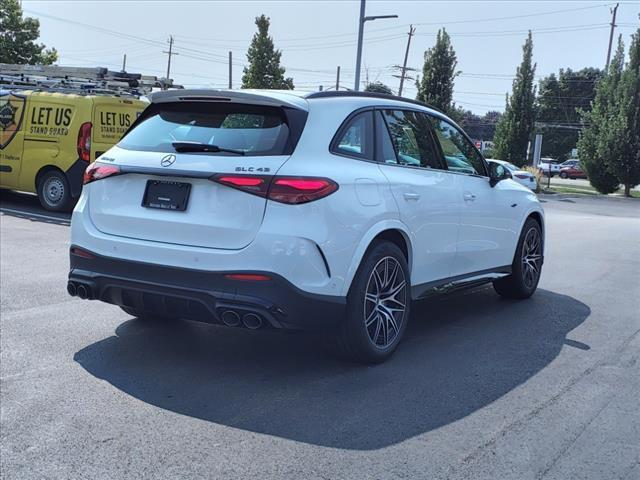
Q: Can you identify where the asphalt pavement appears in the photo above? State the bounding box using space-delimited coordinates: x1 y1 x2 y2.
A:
1 192 639 479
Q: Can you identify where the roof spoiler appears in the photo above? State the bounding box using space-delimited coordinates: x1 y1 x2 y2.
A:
149 89 308 111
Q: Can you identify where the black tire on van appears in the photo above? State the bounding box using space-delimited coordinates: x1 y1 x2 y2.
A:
37 169 74 212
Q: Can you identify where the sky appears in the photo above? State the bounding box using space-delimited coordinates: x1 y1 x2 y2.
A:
23 0 640 115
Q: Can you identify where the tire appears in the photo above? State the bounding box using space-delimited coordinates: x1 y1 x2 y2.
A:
560 172 568 179
493 218 543 299
37 169 74 212
326 240 411 364
120 306 178 322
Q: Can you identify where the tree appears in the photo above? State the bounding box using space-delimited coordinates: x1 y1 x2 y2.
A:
0 0 57 65
364 81 393 94
609 27 640 196
536 68 602 160
457 110 503 142
415 28 458 113
241 15 293 90
493 32 537 167
578 37 626 194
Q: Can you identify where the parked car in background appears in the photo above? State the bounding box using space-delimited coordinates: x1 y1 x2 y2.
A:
487 159 537 191
559 162 587 179
537 157 561 177
560 159 580 169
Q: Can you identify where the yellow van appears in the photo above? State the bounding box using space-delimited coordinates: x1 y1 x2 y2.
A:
0 90 147 211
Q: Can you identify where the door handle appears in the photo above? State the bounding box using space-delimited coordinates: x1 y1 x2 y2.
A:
403 192 420 201
463 192 476 201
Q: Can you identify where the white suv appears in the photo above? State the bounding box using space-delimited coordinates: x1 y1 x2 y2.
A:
68 90 544 363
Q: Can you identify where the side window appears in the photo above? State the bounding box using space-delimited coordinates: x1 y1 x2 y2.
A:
381 109 443 169
429 117 487 176
375 111 398 164
333 111 374 160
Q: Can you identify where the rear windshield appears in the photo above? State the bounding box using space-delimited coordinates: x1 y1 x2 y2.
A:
118 102 292 156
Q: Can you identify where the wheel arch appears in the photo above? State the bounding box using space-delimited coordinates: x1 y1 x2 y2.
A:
524 209 545 255
35 164 65 191
341 221 413 296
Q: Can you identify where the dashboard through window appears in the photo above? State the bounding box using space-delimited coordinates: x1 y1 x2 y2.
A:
429 117 487 176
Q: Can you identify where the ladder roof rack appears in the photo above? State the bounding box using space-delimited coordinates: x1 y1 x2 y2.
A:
0 63 183 97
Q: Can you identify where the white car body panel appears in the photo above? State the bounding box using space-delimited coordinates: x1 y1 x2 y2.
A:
71 90 545 306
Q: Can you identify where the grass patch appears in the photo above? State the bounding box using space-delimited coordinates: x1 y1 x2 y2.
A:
543 186 601 196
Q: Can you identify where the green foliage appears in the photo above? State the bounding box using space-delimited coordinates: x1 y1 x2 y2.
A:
493 32 537 167
415 28 458 113
0 0 57 65
457 110 503 141
578 34 639 195
364 81 393 95
609 28 640 196
536 68 602 160
241 14 294 90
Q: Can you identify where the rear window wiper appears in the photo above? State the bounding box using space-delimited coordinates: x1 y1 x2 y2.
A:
172 141 245 155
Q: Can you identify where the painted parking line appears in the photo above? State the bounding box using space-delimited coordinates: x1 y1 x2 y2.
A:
0 207 71 226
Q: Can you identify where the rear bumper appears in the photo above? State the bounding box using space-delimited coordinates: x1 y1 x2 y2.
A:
68 247 345 331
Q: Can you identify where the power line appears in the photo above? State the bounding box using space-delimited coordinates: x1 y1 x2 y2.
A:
172 2 615 43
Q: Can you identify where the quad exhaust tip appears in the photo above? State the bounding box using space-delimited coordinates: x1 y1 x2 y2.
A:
242 313 263 330
76 284 89 300
221 310 241 327
67 281 93 300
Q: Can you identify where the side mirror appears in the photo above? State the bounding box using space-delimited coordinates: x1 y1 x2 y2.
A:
489 163 510 187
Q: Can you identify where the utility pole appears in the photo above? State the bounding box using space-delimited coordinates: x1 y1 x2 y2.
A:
228 51 232 89
605 3 619 69
353 0 398 91
122 54 126 72
336 66 341 91
398 25 416 97
163 35 178 88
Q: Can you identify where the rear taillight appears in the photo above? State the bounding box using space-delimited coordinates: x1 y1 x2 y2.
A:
215 175 270 197
269 177 338 204
77 122 92 162
83 163 121 185
515 174 529 179
211 175 338 204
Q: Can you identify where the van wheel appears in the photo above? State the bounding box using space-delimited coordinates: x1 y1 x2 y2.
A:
326 240 410 364
37 170 74 212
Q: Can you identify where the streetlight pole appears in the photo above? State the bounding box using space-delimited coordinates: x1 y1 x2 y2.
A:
353 0 398 91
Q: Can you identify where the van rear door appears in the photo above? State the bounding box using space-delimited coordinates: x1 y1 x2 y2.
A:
92 97 146 160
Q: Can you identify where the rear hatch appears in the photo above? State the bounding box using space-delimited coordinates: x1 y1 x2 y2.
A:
87 96 307 250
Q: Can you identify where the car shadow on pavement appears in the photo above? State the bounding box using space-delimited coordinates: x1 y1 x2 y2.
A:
74 287 590 450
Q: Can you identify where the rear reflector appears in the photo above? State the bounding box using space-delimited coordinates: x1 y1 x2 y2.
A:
83 163 121 185
224 273 272 281
70 247 94 259
210 175 338 204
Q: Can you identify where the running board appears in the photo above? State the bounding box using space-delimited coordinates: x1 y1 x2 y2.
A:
411 267 511 300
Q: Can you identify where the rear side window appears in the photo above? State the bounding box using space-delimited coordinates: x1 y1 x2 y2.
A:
118 102 292 156
380 109 443 169
332 111 374 160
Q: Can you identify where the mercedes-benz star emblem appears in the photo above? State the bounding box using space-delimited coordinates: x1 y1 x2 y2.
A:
161 154 176 167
